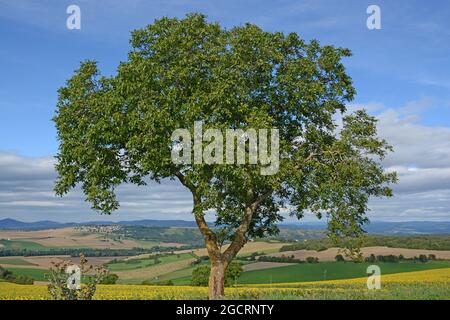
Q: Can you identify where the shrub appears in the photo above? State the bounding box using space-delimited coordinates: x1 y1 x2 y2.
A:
99 273 118 284
11 274 34 285
46 254 108 300
335 254 345 262
0 266 34 284
306 257 319 263
191 262 243 287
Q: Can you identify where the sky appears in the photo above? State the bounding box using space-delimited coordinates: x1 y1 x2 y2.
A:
0 0 450 222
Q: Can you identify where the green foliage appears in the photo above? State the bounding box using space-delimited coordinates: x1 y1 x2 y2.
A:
258 255 303 263
335 254 345 262
142 279 174 286
305 256 319 263
0 266 13 280
54 13 395 256
191 265 210 286
191 262 243 286
10 274 34 285
0 266 34 285
99 273 118 284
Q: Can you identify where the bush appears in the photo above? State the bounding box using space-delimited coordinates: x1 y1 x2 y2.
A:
335 254 345 262
191 262 243 287
258 255 303 263
0 266 13 279
99 273 118 284
11 274 34 285
305 257 319 263
0 266 33 284
46 254 109 300
418 254 428 263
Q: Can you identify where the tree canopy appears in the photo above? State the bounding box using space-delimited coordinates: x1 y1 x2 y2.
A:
54 13 396 298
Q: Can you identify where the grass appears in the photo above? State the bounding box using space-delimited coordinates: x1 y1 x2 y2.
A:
238 261 450 284
0 240 48 250
6 268 48 281
0 258 37 266
0 268 448 300
107 253 193 272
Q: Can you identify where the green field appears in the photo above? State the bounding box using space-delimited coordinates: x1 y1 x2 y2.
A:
107 253 194 272
238 261 450 284
6 268 48 281
0 240 48 250
0 258 36 266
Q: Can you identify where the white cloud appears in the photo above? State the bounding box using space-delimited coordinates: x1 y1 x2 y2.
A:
1 98 450 222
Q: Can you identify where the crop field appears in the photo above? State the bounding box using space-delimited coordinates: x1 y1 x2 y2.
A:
107 253 194 272
3 268 48 282
0 268 448 300
271 246 450 261
0 258 37 266
238 261 450 284
187 241 289 257
0 227 184 250
112 254 197 283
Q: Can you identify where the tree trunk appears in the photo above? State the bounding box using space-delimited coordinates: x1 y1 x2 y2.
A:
208 260 227 299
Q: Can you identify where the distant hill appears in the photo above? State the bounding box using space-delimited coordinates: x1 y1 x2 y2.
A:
0 218 75 230
280 221 450 235
0 218 197 230
0 218 449 235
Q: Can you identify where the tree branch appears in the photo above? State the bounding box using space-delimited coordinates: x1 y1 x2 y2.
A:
172 168 220 258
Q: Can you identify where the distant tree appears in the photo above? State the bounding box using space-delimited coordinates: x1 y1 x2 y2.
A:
53 13 396 299
99 273 119 284
335 254 345 262
191 262 243 287
306 256 319 263
0 266 13 279
191 265 211 287
225 262 244 286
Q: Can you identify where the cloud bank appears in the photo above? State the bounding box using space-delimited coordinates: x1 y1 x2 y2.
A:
0 100 449 222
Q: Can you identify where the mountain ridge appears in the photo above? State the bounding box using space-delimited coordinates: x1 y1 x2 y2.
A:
0 218 449 234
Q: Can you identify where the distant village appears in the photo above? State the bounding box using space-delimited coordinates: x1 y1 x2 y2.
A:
75 225 122 234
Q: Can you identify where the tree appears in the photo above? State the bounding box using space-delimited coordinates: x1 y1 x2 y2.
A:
306 256 319 263
335 254 345 262
191 262 243 287
99 273 119 284
53 13 396 299
191 265 211 286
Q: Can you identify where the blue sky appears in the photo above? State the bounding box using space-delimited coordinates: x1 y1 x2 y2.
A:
0 0 450 222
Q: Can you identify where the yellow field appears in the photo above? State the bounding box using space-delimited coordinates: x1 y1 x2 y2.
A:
0 268 448 300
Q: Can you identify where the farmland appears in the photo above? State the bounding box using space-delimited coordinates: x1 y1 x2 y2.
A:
0 268 448 300
238 261 450 284
0 227 188 251
1 226 449 300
